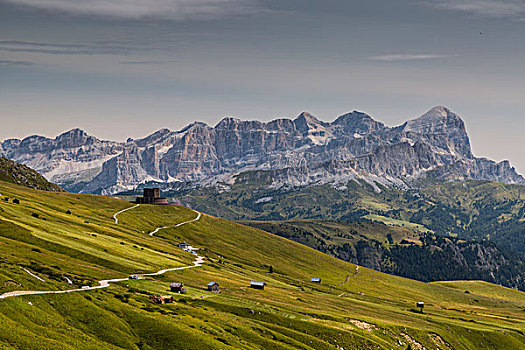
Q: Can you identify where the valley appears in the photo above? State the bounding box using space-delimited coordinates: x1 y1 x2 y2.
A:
172 176 525 259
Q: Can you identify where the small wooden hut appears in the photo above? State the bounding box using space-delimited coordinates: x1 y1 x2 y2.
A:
416 301 424 312
250 281 265 290
207 282 220 292
170 282 185 293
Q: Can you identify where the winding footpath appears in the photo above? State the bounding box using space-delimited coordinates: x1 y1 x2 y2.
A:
0 206 203 300
149 211 201 236
113 204 140 224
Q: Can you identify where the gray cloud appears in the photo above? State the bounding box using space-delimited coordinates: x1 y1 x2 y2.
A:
120 60 177 65
2 0 261 20
368 54 453 61
0 59 34 66
0 40 151 55
422 1 525 19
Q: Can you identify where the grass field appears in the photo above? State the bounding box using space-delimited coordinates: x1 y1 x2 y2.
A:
0 181 524 349
364 214 430 233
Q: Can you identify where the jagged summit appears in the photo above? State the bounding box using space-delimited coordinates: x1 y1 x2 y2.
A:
419 106 453 119
57 127 88 137
55 128 97 148
294 112 328 137
333 111 386 135
182 121 210 131
403 106 465 133
1 106 523 194
215 117 243 128
295 111 323 123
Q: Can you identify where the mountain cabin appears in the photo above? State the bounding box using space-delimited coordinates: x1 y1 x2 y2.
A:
250 281 265 290
170 282 185 293
207 282 220 292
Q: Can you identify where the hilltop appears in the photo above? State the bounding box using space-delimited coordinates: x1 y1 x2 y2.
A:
0 180 524 349
0 157 63 192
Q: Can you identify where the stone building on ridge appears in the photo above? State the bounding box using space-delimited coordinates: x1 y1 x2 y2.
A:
135 188 169 205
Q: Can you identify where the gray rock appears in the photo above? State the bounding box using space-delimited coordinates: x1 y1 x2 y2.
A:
1 106 523 194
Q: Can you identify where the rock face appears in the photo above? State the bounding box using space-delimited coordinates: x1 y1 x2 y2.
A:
1 106 523 194
1 129 123 192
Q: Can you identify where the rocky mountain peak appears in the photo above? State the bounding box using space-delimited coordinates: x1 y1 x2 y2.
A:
181 121 210 132
215 117 242 129
332 111 386 135
294 112 327 135
401 106 472 158
55 128 95 148
421 106 452 118
295 112 323 123
58 127 88 138
1 106 522 194
403 106 464 134
134 128 172 147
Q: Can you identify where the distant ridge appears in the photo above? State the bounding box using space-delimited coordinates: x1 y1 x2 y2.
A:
1 106 523 194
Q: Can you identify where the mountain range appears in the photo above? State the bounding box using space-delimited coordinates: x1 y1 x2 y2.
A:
1 106 523 195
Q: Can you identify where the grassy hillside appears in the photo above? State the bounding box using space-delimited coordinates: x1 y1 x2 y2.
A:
0 181 524 349
171 174 525 257
0 157 63 192
242 219 525 290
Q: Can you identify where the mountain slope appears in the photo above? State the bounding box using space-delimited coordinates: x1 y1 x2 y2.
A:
0 157 63 192
242 220 525 290
171 176 525 259
2 107 523 194
0 180 524 349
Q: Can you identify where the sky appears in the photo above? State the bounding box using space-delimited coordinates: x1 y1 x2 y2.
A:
0 0 524 174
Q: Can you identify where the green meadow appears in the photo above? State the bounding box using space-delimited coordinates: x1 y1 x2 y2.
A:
0 181 524 349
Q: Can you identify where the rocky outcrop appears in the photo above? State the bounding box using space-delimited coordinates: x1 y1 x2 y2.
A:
1 129 123 191
1 106 523 193
0 157 63 192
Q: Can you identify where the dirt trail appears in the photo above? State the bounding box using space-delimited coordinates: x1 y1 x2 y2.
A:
113 204 140 224
149 210 201 236
0 207 204 300
0 255 204 300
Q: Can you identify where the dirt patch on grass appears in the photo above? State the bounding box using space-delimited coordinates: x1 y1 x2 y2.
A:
429 333 451 349
349 319 376 332
400 332 426 350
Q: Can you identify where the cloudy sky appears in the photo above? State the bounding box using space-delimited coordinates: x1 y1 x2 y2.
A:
0 0 524 174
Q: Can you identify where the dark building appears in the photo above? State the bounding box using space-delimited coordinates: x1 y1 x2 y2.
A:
144 188 160 199
170 282 185 293
135 188 169 205
250 281 265 290
207 282 220 292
